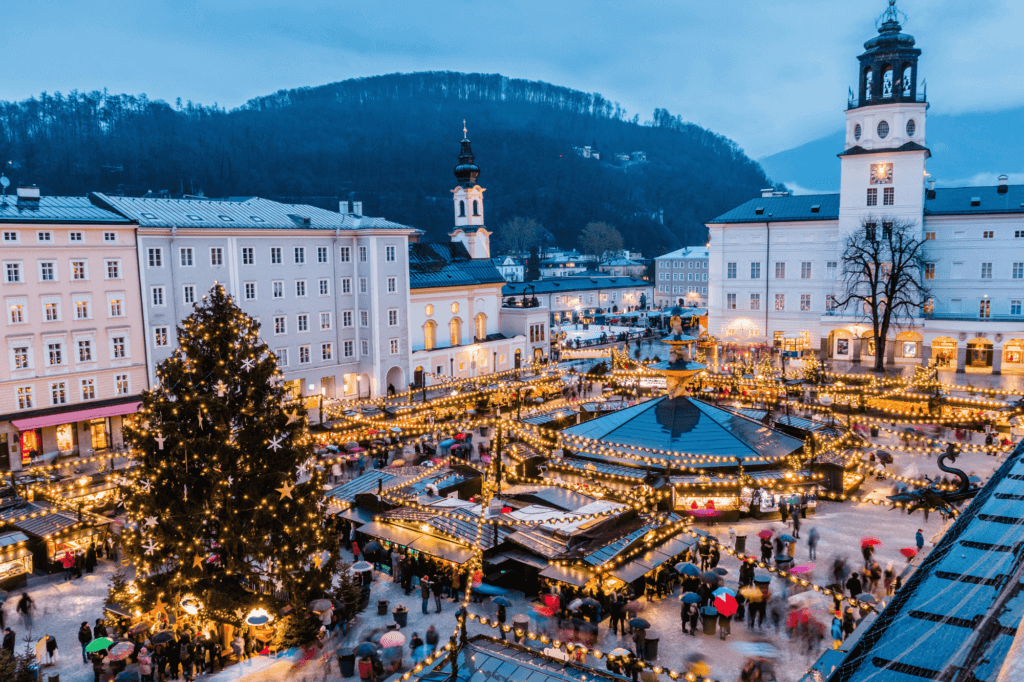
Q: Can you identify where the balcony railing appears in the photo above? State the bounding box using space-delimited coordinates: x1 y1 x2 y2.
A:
847 92 927 110
924 312 1024 323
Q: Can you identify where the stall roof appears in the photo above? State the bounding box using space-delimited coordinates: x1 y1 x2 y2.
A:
735 409 842 436
488 549 551 570
539 564 595 588
554 457 648 480
0 531 29 548
392 466 479 498
358 520 476 564
13 509 85 538
382 507 511 550
670 469 818 488
609 534 696 584
335 507 377 525
499 486 600 512
325 470 405 505
522 409 576 426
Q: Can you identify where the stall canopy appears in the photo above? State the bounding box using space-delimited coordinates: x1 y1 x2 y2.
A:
609 533 696 584
11 401 140 431
539 564 595 587
357 521 475 564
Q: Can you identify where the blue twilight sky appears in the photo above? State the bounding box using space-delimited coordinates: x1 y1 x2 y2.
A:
4 0 1023 158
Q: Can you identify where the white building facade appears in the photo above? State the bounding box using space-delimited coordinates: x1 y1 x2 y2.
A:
707 8 1024 373
654 246 709 308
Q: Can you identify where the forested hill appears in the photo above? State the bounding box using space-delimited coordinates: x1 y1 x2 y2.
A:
0 72 776 252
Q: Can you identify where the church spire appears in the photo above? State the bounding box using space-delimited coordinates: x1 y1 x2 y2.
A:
454 123 480 188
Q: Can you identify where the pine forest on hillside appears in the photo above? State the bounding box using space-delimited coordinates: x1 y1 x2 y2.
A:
0 72 776 253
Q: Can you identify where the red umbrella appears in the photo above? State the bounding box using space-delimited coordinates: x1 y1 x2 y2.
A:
714 593 738 617
454 433 468 440
900 548 917 559
861 537 882 548
757 529 773 540
790 563 815 574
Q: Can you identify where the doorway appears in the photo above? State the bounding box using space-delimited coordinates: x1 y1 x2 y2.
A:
89 418 110 451
514 349 522 369
321 376 336 399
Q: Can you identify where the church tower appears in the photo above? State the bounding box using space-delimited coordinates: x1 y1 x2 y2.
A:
839 0 928 237
450 123 491 259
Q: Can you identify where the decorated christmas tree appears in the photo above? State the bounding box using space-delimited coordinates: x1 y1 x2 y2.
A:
121 285 337 612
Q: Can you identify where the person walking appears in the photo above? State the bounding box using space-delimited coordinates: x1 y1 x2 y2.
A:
916 529 925 553
831 613 843 649
842 607 856 641
16 592 33 628
808 527 819 560
687 602 700 635
421 575 432 614
497 604 507 641
792 511 801 539
78 621 92 663
846 572 862 598
432 576 444 613
3 627 15 654
85 542 97 574
760 536 773 563
139 646 153 682
633 627 646 662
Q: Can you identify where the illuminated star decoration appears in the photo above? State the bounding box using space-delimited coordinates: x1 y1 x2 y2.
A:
227 476 234 486
276 481 295 500
313 553 323 569
192 554 205 569
143 539 159 555
144 516 158 528
268 435 284 452
140 479 152 493
286 409 301 425
234 608 246 621
215 380 227 397
154 434 167 450
241 358 255 372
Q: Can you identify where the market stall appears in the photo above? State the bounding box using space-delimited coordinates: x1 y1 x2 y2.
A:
0 531 32 590
4 501 111 573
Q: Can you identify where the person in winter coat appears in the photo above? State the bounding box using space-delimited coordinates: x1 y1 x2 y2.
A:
139 646 154 682
916 529 925 552
792 512 801 539
2 627 15 654
846 572 863 598
43 634 58 665
842 607 856 639
497 604 507 640
831 614 843 649
425 625 439 651
78 621 93 663
760 537 773 563
421 575 432 614
432 577 444 613
884 562 896 596
808 527 820 560
231 635 244 664
633 628 646 661
166 635 180 680
85 542 97 573
93 618 108 640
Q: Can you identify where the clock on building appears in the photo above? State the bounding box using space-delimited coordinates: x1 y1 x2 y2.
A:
871 163 893 184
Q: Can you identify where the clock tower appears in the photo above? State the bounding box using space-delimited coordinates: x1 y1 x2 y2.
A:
839 0 928 239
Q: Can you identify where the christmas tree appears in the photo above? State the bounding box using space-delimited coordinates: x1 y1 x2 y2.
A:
121 285 337 611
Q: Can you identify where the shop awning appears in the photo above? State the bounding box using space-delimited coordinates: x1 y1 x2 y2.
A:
488 549 551 570
335 507 377 525
357 521 475 564
11 402 140 431
609 533 696 584
539 564 595 587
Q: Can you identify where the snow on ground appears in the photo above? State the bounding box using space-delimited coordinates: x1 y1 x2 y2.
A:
563 325 645 344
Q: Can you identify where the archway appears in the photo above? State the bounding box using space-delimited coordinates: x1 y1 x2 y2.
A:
827 329 854 359
359 373 371 399
533 347 543 362
414 366 424 387
859 329 877 363
931 337 957 369
895 331 923 363
514 349 522 369
967 338 993 369
385 366 406 395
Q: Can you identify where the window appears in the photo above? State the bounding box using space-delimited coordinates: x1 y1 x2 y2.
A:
9 303 24 323
319 279 329 296
775 262 785 279
390 339 399 355
474 312 486 339
883 222 892 239
116 374 130 395
81 379 95 400
358 246 368 262
78 340 92 362
152 286 165 306
866 188 877 207
148 248 163 267
69 231 83 242
342 310 353 327
270 247 282 264
14 347 29 369
275 348 289 367
39 261 55 281
76 299 90 319
865 222 877 241
244 282 257 299
112 336 126 358
183 285 195 304
48 342 63 366
294 247 305 264
1017 231 1024 239
321 343 333 361
1013 300 1022 316
180 248 194 266
210 247 223 266
37 231 52 243
5 261 23 283
51 382 67 405
104 232 117 243
826 295 838 312
801 262 812 279
274 316 286 335
727 262 736 279
273 281 284 298
297 314 309 332
360 310 368 327
388 309 399 327
17 386 33 410
299 345 310 364
360 278 368 294
750 293 760 310
800 294 811 311
72 261 87 280
295 280 307 297
387 277 396 293
883 187 894 206
109 298 123 317
340 247 351 262
2 231 18 243
980 299 991 319
981 263 992 279
241 247 254 265
45 301 60 321
361 340 369 356
983 231 994 239
925 232 936 240
750 262 761 279
341 278 351 294
344 340 354 357
1014 263 1024 279
386 245 396 262
827 261 837 278
320 312 332 330
318 246 328 263
726 293 736 309
924 263 935 280
105 260 120 279
774 294 785 311
450 318 462 347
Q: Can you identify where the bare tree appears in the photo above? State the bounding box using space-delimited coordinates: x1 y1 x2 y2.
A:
833 216 931 372
577 221 624 262
497 216 540 255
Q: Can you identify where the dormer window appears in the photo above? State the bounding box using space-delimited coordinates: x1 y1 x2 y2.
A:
187 214 201 221
250 216 265 222
970 197 981 207
811 205 821 213
219 215 234 222
755 207 765 216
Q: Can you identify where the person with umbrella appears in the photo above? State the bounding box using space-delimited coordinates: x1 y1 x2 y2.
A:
760 535 773 563
632 623 646 661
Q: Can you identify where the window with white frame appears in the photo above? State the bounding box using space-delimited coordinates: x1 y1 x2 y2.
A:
361 339 369 356
827 261 837 278
342 310 353 327
78 340 92 362
148 248 163 267
800 294 811 311
13 346 30 369
801 262 812 279
295 280 307 297
360 310 368 327
109 297 123 317
388 309 398 326
320 312 331 330
37 231 52 243
344 340 354 358
1014 263 1024 279
1012 300 1023 316
75 298 90 319
726 293 736 309
270 247 282 264
750 293 760 310
981 263 992 279
81 378 96 400
275 348 289 366
387 277 396 293
274 316 286 335
152 286 165 306
180 247 194 266
105 260 121 279
242 247 254 265
72 260 88 280
51 381 67 405
17 386 33 410
775 262 785 278
44 301 60 322
299 345 310 364
39 261 56 281
272 281 284 298
294 247 305 264
390 339 399 355
116 374 130 395
183 285 196 305
244 282 257 299
386 245 396 261
319 279 329 296
103 231 117 243
5 262 23 283
318 246 328 263
48 342 63 366
210 247 223 266
156 327 172 348
340 247 351 262
341 278 351 294
3 231 19 243
112 336 127 359
775 294 785 310
359 246 367 262
321 343 333 361
727 263 736 279
297 314 309 332
359 278 367 294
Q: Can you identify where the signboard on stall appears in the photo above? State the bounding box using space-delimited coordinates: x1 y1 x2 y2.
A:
639 377 667 389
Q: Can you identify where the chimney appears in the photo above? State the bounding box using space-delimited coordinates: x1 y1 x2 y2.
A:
16 185 40 201
339 201 350 214
998 174 1009 194
352 201 363 217
926 179 936 200
760 188 774 198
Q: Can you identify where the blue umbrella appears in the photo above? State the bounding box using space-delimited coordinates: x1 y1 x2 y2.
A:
355 642 378 658
439 439 457 448
471 583 508 596
779 534 796 543
492 596 513 607
675 562 701 577
713 587 736 598
681 592 701 604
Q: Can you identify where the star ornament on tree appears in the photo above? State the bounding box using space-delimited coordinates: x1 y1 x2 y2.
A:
276 480 295 500
140 479 153 493
144 516 158 528
192 554 205 569
241 358 255 372
286 409 301 425
268 434 285 452
143 539 159 555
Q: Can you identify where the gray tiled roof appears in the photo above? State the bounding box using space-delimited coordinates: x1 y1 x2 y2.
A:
838 141 931 157
0 196 129 224
925 184 1024 216
706 193 840 224
90 193 416 231
502 275 649 296
408 242 506 289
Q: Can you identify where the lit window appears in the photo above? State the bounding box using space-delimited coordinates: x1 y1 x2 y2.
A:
321 343 333 361
116 374 130 395
112 336 126 358
106 260 121 279
274 316 286 335
320 312 332 330
800 294 811 311
299 345 310 364
17 386 33 409
48 342 63 366
51 382 67 405
45 301 60 321
72 261 87 280
924 264 935 280
774 294 785 311
109 298 123 317
925 232 935 240
78 340 92 362
76 299 90 319
81 378 95 400
13 346 29 369
983 231 994 239
390 339 399 355
775 262 785 279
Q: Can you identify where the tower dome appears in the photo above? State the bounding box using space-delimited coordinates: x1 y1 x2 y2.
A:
851 1 923 109
453 121 481 188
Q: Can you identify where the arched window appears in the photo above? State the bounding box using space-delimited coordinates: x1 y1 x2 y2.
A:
882 64 893 98
472 200 479 216
424 321 437 351
864 67 873 101
450 318 462 347
458 200 466 218
902 65 913 96
475 313 486 340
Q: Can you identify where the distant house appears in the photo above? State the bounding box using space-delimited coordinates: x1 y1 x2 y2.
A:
655 246 710 308
597 257 646 279
492 256 524 282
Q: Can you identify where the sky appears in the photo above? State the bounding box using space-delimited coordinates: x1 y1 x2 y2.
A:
4 0 1024 159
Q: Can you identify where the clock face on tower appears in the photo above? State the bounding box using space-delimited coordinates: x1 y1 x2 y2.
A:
871 163 893 185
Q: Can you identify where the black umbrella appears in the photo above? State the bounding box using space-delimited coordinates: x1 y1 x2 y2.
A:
579 597 600 608
702 570 720 582
714 567 728 576
151 631 175 645
628 617 650 629
355 642 378 657
363 541 382 556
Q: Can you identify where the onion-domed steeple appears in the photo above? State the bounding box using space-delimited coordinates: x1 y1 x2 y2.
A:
850 0 923 109
454 121 481 188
